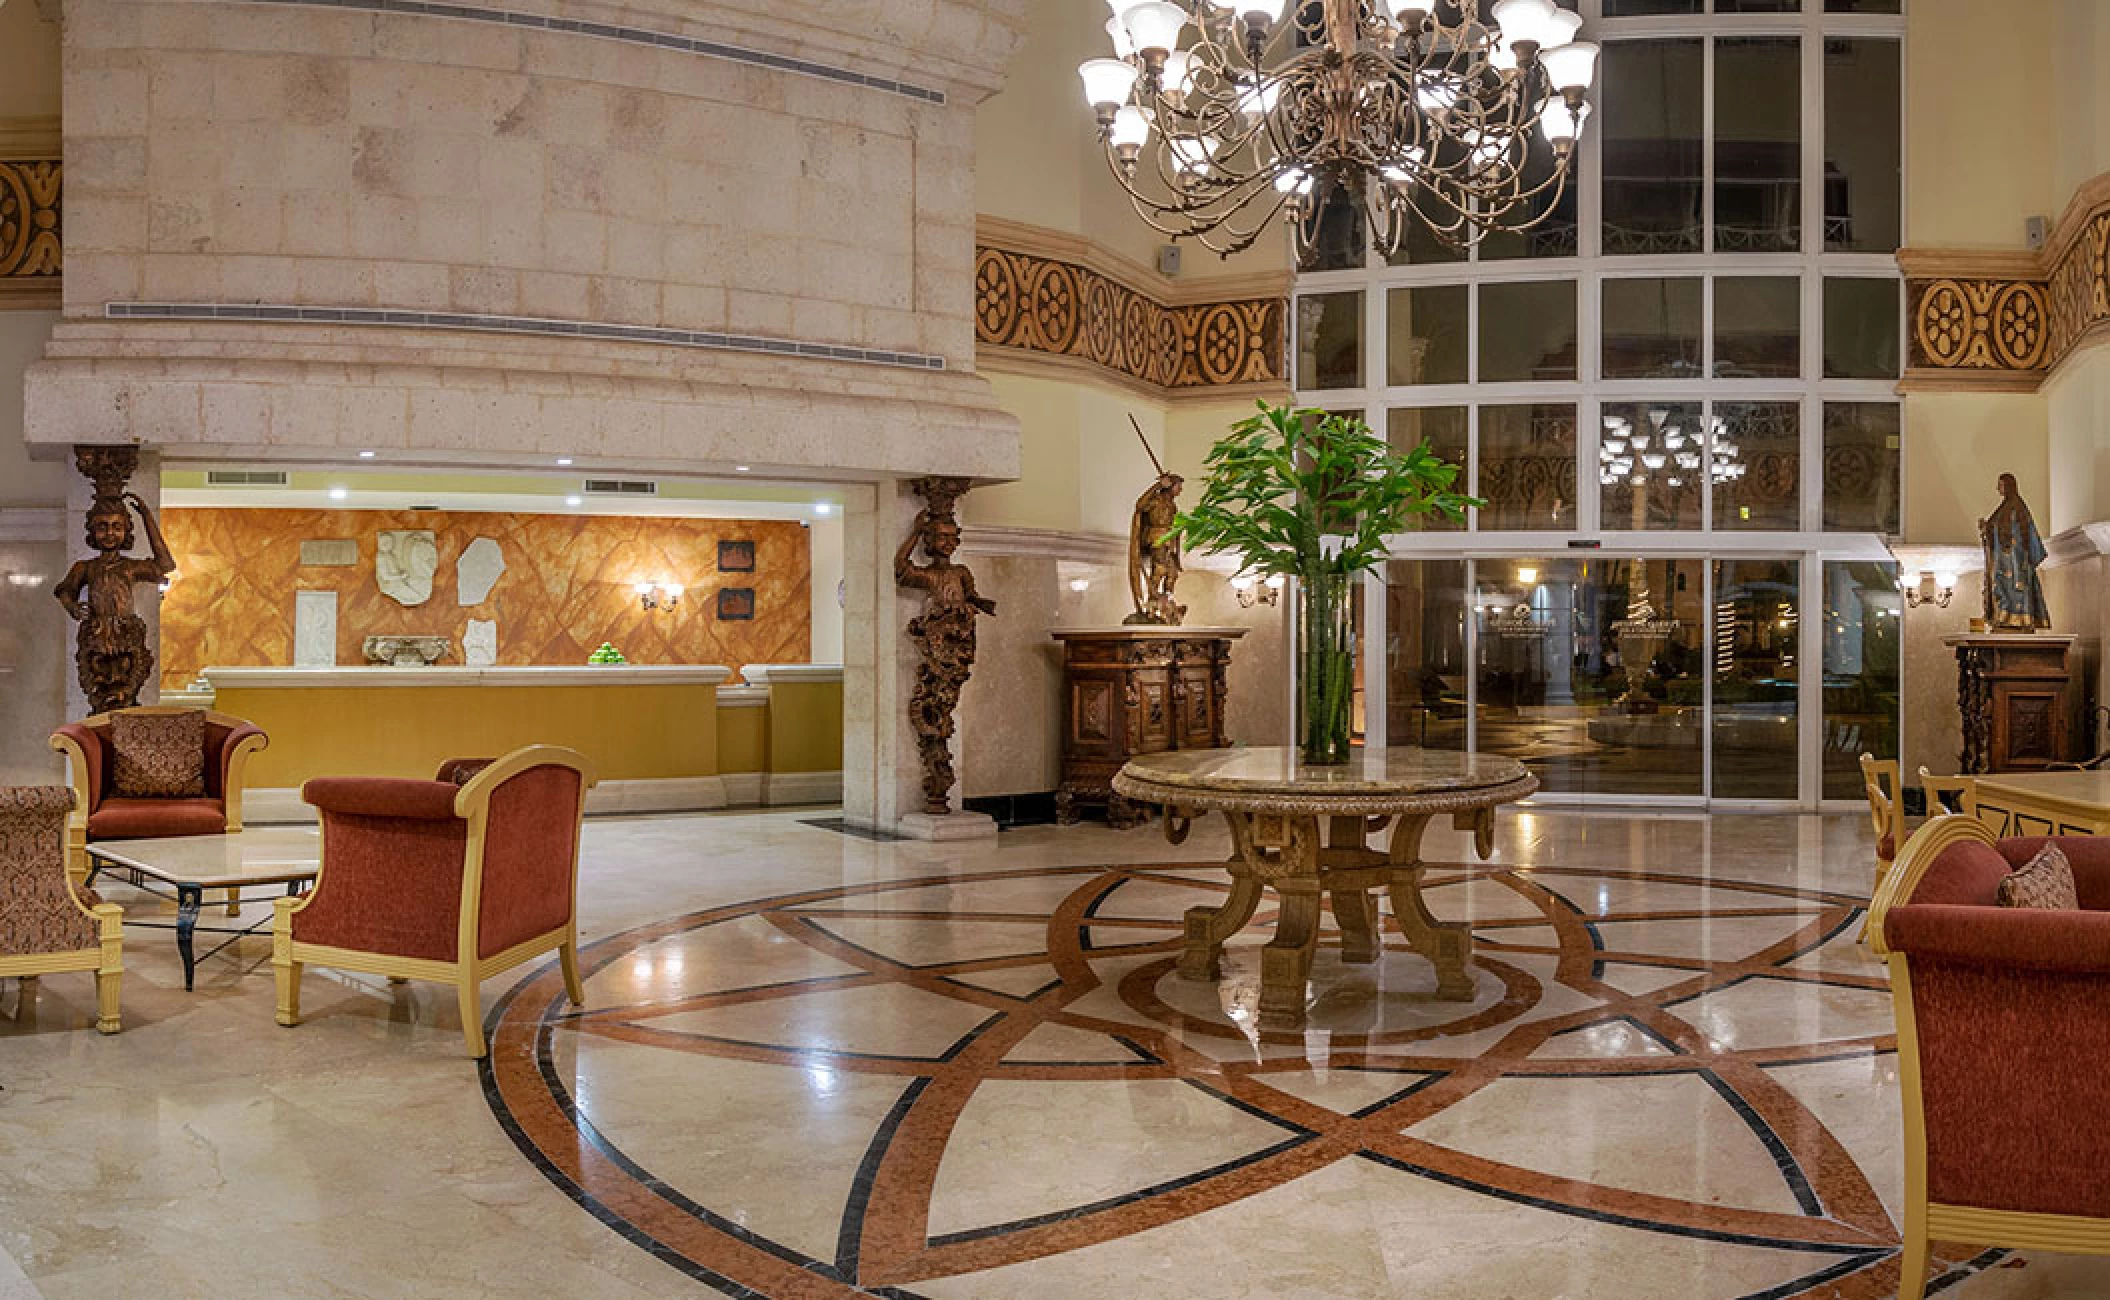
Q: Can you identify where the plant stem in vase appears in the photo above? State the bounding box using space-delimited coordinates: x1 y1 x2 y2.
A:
1299 571 1356 765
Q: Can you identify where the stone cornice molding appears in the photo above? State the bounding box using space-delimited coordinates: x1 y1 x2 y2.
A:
956 525 1125 566
973 218 1290 406
1901 171 2110 394
0 116 62 159
2042 522 2110 570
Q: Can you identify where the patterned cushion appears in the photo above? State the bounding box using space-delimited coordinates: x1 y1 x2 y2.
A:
108 711 207 799
1997 843 2080 911
0 785 97 956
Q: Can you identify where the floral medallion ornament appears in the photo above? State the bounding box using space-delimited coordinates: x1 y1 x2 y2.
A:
1171 403 1478 764
1080 0 1600 260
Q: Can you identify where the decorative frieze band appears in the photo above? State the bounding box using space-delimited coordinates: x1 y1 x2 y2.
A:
1904 177 2110 392
972 223 1288 402
0 157 62 308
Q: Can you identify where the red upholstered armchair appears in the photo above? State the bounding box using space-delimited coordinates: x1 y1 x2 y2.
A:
0 786 124 1032
271 746 595 1058
49 707 267 884
1867 816 2110 1298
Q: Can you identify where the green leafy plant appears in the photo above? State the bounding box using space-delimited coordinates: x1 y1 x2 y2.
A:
1171 403 1479 763
1169 402 1480 582
588 642 628 665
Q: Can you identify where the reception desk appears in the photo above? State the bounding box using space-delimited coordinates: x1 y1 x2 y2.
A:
205 665 732 818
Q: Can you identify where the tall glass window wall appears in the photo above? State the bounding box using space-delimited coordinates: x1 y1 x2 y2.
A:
1296 1 1904 806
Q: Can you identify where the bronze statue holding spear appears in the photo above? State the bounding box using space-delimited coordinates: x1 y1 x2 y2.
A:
1123 414 1186 627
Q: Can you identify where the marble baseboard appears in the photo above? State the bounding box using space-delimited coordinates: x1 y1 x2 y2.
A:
762 770 844 806
895 809 999 841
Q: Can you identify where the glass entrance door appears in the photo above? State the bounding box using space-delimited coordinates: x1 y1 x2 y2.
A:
1381 551 1884 807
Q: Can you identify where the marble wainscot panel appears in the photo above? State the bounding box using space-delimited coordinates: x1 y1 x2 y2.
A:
376 530 439 607
293 590 337 668
0 531 69 783
457 538 506 606
158 509 811 689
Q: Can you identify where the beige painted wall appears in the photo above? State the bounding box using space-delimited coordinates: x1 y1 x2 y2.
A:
971 372 1165 536
1902 391 2050 545
1906 0 2057 249
0 313 64 507
0 0 61 120
2045 352 2110 536
2052 0 2110 202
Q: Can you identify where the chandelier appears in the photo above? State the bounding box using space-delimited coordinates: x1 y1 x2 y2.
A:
1597 410 1747 493
1079 0 1600 260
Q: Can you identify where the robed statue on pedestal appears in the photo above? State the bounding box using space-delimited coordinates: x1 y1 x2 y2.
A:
1979 473 2050 631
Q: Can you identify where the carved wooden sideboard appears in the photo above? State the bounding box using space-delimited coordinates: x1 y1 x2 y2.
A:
1945 634 2078 774
1051 627 1246 828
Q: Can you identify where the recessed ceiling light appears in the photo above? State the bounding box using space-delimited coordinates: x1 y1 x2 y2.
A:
735 465 751 473
556 457 573 466
813 502 834 516
328 487 349 501
357 450 376 459
565 495 584 507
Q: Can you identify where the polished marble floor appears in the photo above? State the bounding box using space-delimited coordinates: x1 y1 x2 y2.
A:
4 807 2108 1299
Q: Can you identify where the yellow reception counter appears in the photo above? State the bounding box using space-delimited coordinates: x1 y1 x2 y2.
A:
203 664 843 820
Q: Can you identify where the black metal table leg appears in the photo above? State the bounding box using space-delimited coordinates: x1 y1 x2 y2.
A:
177 884 202 991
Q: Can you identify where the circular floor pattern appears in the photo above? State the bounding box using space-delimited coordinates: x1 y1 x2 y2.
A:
482 858 2010 1300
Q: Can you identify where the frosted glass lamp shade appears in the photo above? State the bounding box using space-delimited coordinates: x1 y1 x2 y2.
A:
1080 59 1139 111
1540 42 1599 93
1124 1 1187 56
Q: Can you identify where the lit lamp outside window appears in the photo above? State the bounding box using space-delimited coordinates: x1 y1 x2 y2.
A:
634 581 683 612
1898 570 1957 610
1231 571 1285 608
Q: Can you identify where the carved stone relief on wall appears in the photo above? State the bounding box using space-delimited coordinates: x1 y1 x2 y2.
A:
375 530 438 607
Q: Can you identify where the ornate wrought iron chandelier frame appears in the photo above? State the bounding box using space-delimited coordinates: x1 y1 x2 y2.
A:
1088 0 1598 261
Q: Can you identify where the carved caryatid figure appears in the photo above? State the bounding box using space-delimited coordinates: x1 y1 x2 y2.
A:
895 478 996 816
53 448 177 713
1979 473 2050 631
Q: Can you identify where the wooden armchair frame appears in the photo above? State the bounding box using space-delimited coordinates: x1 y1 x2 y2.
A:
0 789 125 1034
1857 755 1903 941
272 745 595 1058
1868 816 2110 1297
1917 767 1977 820
49 705 269 888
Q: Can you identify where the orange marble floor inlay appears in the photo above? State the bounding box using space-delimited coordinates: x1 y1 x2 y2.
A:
480 859 2016 1299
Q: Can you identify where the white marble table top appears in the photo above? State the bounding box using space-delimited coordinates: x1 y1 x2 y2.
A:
88 828 322 888
1119 746 1531 796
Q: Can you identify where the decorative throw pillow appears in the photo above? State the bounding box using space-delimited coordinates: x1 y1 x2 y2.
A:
109 710 208 799
1997 843 2080 910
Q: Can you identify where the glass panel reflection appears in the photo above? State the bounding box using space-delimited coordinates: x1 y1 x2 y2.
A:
1600 402 1703 530
1824 39 1903 253
1822 561 1901 800
1822 402 1901 534
1823 277 1901 379
1388 407 1469 531
1603 277 1704 379
1480 281 1579 382
1715 277 1800 379
1297 291 1364 391
1388 286 1468 385
1715 38 1801 252
1713 558 1800 800
1478 404 1577 530
1385 560 1469 750
1602 40 1704 256
1473 557 1706 796
1714 401 1801 531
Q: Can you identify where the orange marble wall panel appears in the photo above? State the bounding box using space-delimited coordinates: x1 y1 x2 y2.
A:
159 508 810 689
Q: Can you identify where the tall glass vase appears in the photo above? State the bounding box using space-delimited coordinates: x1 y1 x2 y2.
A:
1297 570 1356 765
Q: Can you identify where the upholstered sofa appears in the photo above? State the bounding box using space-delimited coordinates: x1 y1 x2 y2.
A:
49 707 267 883
272 746 594 1058
0 786 125 1033
1867 816 2110 1298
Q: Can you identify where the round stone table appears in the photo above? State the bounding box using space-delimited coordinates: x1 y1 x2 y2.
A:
1111 746 1538 1027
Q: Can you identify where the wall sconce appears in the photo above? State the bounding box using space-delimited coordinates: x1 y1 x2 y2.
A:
1231 571 1284 608
634 581 683 612
1067 576 1091 594
1898 570 1956 609
1515 564 1539 586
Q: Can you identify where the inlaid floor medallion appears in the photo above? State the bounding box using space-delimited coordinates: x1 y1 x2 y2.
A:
481 858 2015 1299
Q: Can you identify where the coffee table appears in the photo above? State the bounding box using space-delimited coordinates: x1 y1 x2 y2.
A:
86 829 322 990
1112 746 1538 1027
1972 769 2110 837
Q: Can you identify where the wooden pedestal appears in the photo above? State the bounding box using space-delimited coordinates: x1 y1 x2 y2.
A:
1945 634 2078 774
1051 627 1245 828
